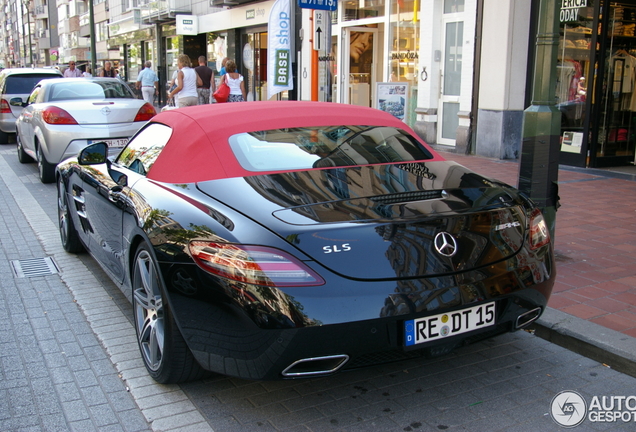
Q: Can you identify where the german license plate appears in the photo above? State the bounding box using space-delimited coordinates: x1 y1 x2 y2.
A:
404 302 496 347
89 138 128 148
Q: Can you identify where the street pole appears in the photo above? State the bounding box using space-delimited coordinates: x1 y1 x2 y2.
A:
21 1 27 66
25 0 33 66
518 0 561 240
89 0 97 75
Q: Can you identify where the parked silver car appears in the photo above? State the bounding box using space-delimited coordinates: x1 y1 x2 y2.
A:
0 67 63 143
16 77 156 183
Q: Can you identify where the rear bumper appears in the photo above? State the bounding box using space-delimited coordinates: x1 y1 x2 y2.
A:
185 288 551 380
164 244 555 380
0 117 16 134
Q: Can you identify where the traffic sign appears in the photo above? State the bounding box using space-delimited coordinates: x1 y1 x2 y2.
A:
313 10 329 52
298 0 337 12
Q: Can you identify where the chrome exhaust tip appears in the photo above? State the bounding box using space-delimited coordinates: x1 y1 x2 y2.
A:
516 307 542 329
281 354 349 378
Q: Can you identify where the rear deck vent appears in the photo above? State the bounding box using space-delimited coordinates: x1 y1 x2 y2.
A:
369 190 443 204
11 257 59 278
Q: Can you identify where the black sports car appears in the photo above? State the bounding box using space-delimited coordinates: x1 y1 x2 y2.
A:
56 101 555 383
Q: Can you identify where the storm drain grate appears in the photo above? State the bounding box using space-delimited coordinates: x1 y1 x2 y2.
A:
11 257 60 278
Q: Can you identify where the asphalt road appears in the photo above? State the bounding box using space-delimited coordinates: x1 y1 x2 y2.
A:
1 145 635 432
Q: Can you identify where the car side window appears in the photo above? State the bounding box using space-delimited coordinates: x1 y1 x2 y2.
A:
116 123 172 175
28 87 40 104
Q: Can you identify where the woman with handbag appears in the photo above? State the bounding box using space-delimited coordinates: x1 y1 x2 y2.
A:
167 54 202 108
223 60 246 102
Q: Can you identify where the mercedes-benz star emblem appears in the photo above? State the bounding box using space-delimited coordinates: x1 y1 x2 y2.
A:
434 232 458 257
100 106 111 116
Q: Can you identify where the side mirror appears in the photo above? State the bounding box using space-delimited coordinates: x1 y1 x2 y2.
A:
9 97 26 107
79 142 108 165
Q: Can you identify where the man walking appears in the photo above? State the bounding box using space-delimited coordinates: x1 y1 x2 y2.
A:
136 61 159 105
63 61 82 78
194 56 215 104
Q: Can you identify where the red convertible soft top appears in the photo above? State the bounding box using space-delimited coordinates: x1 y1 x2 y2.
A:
146 101 444 184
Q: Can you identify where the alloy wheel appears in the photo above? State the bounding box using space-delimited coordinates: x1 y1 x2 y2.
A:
133 250 165 372
57 180 70 246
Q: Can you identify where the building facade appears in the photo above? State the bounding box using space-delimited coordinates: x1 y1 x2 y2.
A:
2 0 635 169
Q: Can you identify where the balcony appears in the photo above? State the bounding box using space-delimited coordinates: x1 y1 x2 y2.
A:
79 12 90 38
34 4 48 19
140 0 191 25
36 29 51 49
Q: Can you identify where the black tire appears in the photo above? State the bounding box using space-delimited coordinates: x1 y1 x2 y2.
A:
17 132 34 163
37 145 55 183
57 177 84 253
132 243 206 383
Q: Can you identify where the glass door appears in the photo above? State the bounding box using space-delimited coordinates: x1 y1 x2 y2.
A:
241 29 287 101
437 18 463 145
341 27 377 107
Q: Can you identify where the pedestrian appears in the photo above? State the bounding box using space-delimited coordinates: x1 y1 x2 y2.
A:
83 66 92 78
219 57 228 76
167 54 202 108
194 56 215 104
222 60 246 102
63 61 82 78
136 61 159 105
100 61 115 77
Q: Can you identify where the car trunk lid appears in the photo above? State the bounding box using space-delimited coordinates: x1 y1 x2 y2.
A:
196 162 528 280
54 100 144 125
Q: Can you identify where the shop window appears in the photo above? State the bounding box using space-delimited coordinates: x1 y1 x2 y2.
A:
557 2 593 157
444 0 464 13
344 0 385 21
389 0 420 83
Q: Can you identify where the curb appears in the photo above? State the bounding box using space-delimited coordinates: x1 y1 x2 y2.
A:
530 307 636 379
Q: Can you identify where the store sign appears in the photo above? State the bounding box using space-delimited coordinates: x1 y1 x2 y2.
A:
176 15 198 35
268 0 294 98
298 0 337 12
560 0 587 22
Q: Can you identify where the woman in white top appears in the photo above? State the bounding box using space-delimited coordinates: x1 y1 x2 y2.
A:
168 54 202 108
223 60 246 102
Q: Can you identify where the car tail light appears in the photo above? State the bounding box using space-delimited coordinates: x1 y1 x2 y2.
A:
528 208 550 250
0 99 11 114
42 106 78 124
189 241 325 287
134 103 156 122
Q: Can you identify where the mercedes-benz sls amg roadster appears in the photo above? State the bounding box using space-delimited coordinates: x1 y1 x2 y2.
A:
55 101 555 383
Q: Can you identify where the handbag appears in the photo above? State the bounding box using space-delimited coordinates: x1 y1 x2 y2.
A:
213 79 230 103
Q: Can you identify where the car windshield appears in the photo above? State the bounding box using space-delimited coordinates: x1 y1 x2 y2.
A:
229 126 434 172
48 81 134 102
6 74 59 94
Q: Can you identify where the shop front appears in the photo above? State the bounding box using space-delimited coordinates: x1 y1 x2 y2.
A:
319 0 421 127
199 0 289 101
558 0 636 168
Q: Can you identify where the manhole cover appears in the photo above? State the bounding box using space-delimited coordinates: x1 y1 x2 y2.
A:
11 257 59 278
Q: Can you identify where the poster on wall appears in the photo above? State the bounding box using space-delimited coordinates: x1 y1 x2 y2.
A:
376 83 409 121
560 131 584 153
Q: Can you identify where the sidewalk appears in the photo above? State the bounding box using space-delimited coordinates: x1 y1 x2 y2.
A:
438 149 636 376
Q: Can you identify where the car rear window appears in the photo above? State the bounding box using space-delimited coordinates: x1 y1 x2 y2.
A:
229 126 434 172
49 81 134 102
5 74 59 94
